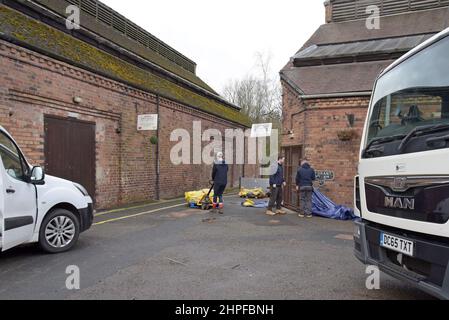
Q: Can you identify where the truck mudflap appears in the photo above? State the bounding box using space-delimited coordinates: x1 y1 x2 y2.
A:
354 219 449 300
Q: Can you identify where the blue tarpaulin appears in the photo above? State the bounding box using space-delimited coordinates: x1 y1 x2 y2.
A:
240 189 356 220
312 189 356 220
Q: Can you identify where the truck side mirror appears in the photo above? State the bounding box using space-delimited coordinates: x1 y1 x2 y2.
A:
30 166 45 185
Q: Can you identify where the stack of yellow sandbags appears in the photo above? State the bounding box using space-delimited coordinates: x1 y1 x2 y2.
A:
185 189 214 207
238 187 266 199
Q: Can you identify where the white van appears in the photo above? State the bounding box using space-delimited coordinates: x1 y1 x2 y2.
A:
0 126 93 253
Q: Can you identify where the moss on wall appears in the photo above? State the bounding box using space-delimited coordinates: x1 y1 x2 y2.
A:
34 0 214 93
0 5 251 127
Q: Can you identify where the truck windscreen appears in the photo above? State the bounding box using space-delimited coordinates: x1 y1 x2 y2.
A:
364 36 449 158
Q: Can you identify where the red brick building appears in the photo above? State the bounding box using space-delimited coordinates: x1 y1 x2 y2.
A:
280 0 449 208
0 0 253 209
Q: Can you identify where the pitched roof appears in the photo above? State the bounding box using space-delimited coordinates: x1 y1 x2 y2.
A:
0 5 251 127
304 6 449 48
292 34 433 67
281 7 449 95
27 0 217 94
282 60 393 95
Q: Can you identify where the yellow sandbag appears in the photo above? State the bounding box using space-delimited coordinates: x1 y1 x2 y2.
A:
185 190 203 203
239 187 266 199
242 199 255 207
185 188 214 204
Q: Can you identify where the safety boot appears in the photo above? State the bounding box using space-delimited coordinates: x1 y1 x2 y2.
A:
276 209 287 215
210 203 218 214
266 210 276 216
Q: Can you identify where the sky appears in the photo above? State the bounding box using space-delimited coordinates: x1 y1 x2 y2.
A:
101 0 324 93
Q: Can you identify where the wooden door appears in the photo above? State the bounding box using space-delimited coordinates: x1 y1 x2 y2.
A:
44 116 96 202
282 146 302 210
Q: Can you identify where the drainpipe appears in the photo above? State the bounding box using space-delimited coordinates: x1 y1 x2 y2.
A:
242 129 246 179
156 95 161 201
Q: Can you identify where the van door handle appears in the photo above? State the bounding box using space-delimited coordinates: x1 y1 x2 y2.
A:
6 188 15 194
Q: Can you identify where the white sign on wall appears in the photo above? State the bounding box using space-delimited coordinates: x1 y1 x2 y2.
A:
250 123 272 138
137 114 158 131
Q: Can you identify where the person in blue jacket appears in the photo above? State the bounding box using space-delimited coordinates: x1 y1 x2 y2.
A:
211 152 228 214
296 160 316 218
266 156 287 216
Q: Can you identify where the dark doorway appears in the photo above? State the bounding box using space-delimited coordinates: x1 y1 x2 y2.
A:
282 145 303 210
44 116 96 203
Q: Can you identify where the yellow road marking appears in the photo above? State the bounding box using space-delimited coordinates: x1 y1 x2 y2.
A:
93 203 186 226
95 198 184 217
93 193 238 224
94 193 237 218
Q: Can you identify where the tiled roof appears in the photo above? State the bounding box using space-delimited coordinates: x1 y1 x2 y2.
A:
303 7 449 48
281 6 449 95
27 0 216 94
282 60 393 95
0 5 251 127
293 34 433 67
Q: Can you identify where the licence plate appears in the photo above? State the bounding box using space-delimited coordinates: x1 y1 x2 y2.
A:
380 233 414 257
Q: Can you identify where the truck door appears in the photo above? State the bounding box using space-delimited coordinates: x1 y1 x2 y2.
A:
0 131 36 252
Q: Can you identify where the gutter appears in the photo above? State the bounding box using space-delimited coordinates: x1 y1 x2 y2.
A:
301 91 372 99
156 95 161 201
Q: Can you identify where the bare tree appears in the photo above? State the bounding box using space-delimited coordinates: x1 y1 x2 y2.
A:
222 52 282 125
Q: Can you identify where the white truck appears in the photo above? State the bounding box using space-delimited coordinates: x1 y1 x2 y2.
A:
0 126 93 253
354 27 449 299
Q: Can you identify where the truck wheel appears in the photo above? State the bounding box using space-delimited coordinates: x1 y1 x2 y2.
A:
39 209 80 254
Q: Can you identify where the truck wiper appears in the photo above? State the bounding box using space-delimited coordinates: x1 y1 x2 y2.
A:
397 123 449 152
363 135 405 157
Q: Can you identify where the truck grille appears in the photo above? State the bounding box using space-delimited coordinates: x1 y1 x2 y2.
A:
364 176 449 224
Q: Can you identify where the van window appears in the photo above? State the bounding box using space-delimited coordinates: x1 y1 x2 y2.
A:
0 132 28 181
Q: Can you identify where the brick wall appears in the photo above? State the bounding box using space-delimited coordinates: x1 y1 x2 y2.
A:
0 40 250 209
281 81 370 207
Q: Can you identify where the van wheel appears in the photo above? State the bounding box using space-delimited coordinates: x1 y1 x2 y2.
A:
39 209 80 254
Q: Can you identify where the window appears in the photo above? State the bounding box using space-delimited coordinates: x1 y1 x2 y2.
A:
0 132 28 181
366 35 449 154
368 88 447 141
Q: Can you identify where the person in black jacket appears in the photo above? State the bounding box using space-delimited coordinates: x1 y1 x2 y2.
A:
266 156 287 216
211 152 228 214
296 160 316 218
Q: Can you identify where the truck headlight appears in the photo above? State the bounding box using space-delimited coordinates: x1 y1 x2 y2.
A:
74 183 89 196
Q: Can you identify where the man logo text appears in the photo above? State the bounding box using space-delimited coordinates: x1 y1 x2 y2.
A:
385 197 415 210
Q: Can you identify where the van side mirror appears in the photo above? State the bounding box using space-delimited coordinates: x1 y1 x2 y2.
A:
30 166 45 185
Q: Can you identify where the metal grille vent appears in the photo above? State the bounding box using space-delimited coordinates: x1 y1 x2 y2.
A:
54 0 196 73
332 0 449 22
